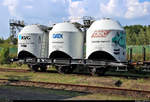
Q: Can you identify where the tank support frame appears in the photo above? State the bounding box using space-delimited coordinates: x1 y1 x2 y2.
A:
11 57 150 74
22 58 129 74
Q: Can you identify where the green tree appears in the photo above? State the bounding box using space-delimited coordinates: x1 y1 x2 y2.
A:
146 26 150 44
125 28 133 45
131 32 137 45
138 28 146 45
124 25 150 45
0 37 4 43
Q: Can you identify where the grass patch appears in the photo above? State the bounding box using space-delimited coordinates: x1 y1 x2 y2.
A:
0 71 150 91
0 71 86 84
105 70 150 78
68 93 147 100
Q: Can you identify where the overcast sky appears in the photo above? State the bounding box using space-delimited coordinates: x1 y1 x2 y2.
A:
0 0 150 38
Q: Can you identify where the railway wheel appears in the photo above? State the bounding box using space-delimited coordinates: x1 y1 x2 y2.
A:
28 64 39 72
89 67 98 76
28 64 31 69
68 65 76 73
89 67 106 76
40 66 47 72
56 66 72 74
97 68 107 75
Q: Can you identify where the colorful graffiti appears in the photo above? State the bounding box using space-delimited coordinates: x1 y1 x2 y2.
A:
112 32 126 48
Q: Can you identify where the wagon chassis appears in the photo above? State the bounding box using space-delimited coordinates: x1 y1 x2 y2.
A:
13 58 128 75
11 56 150 75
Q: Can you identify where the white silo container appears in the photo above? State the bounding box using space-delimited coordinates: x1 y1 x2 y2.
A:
49 22 84 59
86 18 126 62
18 24 49 59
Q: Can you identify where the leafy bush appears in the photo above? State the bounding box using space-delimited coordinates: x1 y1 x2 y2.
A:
0 48 10 64
9 53 17 59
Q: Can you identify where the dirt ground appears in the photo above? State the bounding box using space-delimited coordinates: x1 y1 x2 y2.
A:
0 85 87 101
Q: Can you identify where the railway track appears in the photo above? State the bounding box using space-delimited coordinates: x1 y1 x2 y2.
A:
0 67 149 79
0 78 150 99
0 68 30 73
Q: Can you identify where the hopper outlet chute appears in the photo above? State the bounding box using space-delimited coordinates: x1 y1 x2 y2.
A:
87 51 117 61
18 50 36 59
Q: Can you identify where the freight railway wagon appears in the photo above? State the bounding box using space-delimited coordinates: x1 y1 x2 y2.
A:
11 18 150 75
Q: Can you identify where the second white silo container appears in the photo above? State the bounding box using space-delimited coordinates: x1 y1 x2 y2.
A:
49 22 84 59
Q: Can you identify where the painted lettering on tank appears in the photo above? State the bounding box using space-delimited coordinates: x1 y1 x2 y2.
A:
91 30 110 38
18 35 31 40
53 34 63 39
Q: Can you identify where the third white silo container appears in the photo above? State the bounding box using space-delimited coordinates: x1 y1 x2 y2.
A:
86 18 126 62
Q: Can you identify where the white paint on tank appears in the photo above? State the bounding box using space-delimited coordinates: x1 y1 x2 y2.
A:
18 24 49 58
86 18 126 62
49 22 84 59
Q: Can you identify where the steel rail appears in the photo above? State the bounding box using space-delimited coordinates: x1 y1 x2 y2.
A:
0 78 149 99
